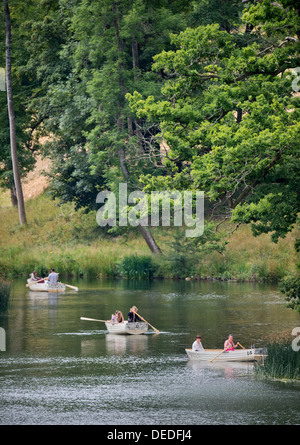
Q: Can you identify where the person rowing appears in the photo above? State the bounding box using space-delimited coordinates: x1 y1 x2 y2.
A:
45 268 59 284
128 306 142 323
224 334 240 351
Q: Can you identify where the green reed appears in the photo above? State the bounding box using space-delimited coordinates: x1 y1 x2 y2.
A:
0 280 11 312
255 335 300 380
117 254 155 279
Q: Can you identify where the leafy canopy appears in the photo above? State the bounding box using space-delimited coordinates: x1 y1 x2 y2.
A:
127 2 300 242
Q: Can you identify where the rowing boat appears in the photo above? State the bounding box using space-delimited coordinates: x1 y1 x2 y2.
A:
105 321 148 335
185 348 267 362
26 279 66 292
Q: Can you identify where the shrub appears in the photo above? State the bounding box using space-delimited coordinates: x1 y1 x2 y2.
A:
117 254 155 279
279 276 300 312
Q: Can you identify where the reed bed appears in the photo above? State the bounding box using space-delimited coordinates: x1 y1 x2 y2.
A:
0 280 11 312
255 332 300 381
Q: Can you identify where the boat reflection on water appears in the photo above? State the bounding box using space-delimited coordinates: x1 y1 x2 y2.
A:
80 333 149 356
186 359 255 378
105 333 149 355
28 291 60 306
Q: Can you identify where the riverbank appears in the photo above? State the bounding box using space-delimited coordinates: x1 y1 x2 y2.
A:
0 192 298 281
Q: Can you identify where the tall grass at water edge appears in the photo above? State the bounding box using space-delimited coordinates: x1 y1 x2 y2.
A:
255 333 300 381
0 280 11 312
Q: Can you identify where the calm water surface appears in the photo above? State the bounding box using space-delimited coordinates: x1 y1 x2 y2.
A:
0 278 299 425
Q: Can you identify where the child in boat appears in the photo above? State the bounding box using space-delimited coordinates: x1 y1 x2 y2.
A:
111 310 118 322
111 310 124 323
192 335 205 352
116 311 124 323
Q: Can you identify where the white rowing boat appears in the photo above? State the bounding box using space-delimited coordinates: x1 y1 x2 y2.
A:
185 348 267 362
26 279 66 292
105 321 148 335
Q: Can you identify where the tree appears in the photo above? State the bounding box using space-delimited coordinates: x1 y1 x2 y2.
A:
24 0 190 253
3 0 27 224
127 1 300 243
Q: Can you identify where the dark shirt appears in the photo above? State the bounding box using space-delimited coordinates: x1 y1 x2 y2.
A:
128 311 142 322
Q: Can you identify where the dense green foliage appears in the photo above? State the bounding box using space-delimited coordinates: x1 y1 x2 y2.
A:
1 1 299 300
127 3 300 243
280 276 300 312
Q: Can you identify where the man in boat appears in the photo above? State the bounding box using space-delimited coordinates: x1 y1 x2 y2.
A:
128 306 142 322
224 334 240 351
192 335 205 352
45 268 59 284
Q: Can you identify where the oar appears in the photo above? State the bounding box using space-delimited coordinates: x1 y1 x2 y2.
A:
61 283 79 291
80 317 108 323
210 348 230 362
238 342 245 349
26 278 45 287
137 314 160 334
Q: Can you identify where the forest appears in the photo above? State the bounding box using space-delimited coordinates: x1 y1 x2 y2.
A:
0 0 299 309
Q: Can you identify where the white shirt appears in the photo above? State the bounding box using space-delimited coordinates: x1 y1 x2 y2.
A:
192 340 204 352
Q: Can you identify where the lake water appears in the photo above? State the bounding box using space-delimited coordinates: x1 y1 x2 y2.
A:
0 278 299 425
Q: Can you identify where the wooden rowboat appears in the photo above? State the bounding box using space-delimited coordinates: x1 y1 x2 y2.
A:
26 279 66 292
105 321 148 335
185 347 267 362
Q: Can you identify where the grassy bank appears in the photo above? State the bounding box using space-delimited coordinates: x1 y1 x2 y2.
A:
0 192 298 281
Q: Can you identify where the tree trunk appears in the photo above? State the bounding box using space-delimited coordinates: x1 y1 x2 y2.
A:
112 1 162 254
10 185 18 207
4 0 27 224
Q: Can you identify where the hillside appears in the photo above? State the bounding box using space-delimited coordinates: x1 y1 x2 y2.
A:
0 155 51 208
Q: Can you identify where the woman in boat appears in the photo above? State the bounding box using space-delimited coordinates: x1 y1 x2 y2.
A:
111 310 124 323
116 311 124 323
128 306 142 323
29 270 44 283
192 335 205 352
224 334 240 351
